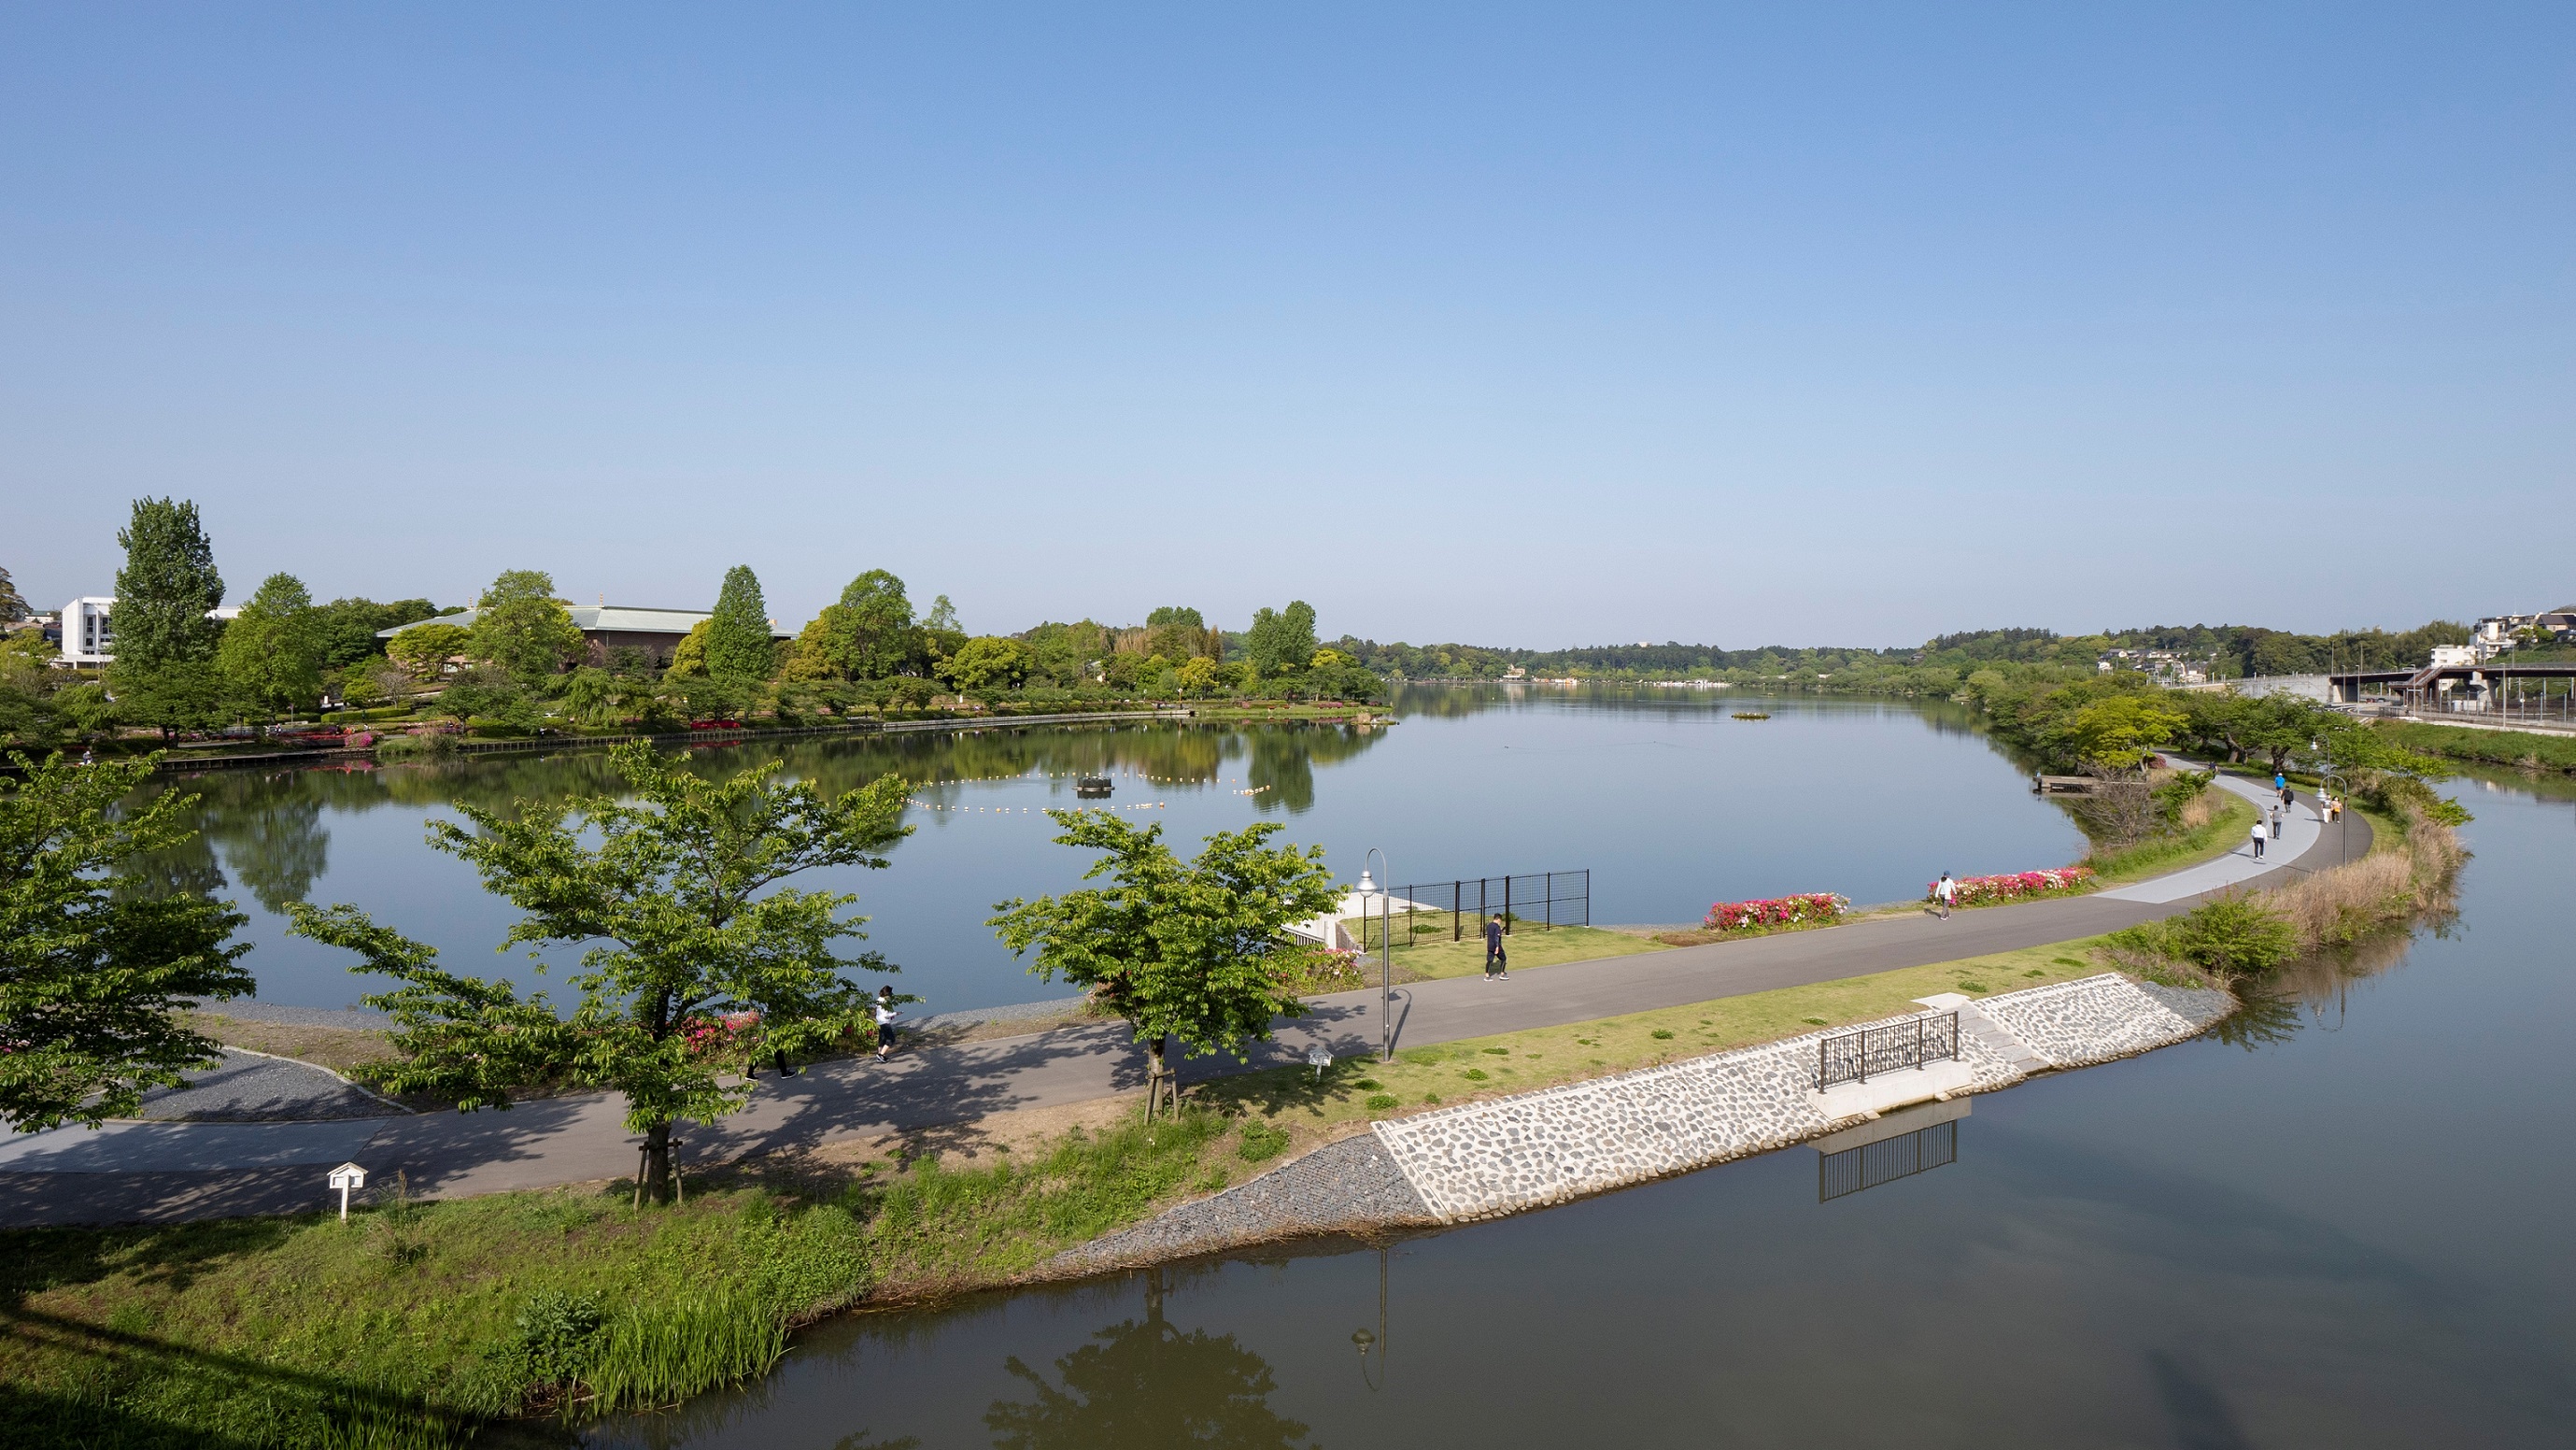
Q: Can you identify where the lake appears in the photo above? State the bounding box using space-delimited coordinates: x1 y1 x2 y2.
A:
581 766 2576 1448
142 686 2086 1012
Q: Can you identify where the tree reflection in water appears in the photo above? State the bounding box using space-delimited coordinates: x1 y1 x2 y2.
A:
984 1271 1312 1450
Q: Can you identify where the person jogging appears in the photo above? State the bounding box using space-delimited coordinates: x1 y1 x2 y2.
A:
873 986 901 1062
2250 821 2267 861
1935 872 1958 919
1483 913 1509 980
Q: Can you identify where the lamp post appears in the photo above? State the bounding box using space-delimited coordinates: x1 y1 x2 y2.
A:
1360 849 1392 1062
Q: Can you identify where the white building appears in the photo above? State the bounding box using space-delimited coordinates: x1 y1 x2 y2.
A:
58 596 241 666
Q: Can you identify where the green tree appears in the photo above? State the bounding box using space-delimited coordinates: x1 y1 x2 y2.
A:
289 742 911 1201
216 572 326 730
836 569 918 678
938 635 1028 692
469 570 585 683
0 564 27 623
386 620 472 679
108 497 228 738
990 812 1339 1105
1242 602 1319 679
1 752 252 1130
705 565 777 686
2063 694 2186 768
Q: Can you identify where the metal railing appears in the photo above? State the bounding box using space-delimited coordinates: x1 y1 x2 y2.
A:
1819 1120 1959 1202
1816 1012 1960 1090
1355 871 1592 946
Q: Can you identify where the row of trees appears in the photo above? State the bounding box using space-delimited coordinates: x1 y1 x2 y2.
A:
1971 671 2442 783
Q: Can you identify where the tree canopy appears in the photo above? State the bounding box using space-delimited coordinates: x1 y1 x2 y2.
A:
991 812 1339 1093
289 741 912 1201
1242 602 1319 679
469 570 585 682
110 497 225 672
216 572 326 725
705 565 777 686
1 752 252 1130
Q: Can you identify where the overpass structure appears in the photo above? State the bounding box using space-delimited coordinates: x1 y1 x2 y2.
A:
2330 661 2576 718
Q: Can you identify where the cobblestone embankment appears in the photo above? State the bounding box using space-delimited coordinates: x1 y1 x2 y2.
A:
1050 973 2230 1270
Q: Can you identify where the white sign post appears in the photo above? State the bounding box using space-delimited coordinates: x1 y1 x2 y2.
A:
327 1161 368 1222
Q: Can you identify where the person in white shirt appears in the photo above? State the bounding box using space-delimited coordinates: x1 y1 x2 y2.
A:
874 986 901 1062
2250 821 2267 861
1935 872 1958 919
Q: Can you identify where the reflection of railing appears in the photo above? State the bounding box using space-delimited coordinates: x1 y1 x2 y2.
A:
1816 1013 1959 1090
1819 1119 1958 1202
1360 872 1592 945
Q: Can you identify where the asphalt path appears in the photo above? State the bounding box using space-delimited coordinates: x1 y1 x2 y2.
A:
0 780 2363 1227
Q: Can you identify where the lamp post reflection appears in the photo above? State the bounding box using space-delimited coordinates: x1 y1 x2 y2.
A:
1351 1244 1389 1391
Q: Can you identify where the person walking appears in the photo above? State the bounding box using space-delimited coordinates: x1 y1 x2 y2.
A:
873 986 901 1062
1483 913 1509 980
2250 821 2267 861
2270 803 2284 839
1935 872 1958 920
2280 784 2294 813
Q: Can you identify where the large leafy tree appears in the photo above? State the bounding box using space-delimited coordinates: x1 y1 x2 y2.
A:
0 564 27 623
1 752 252 1130
991 813 1339 1106
468 570 586 682
704 565 777 687
1242 602 1319 679
386 620 473 679
289 741 911 1202
938 635 1028 692
835 569 918 679
216 572 326 729
108 497 228 737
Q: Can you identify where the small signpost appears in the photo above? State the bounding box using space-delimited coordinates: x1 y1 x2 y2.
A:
327 1161 368 1222
1306 1045 1334 1080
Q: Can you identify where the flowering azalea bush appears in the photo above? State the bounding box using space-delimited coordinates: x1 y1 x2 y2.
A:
678 1010 762 1058
1703 893 1851 932
1930 867 2095 907
1273 945 1366 994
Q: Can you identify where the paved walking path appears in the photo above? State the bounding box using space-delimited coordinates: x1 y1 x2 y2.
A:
0 783 2365 1227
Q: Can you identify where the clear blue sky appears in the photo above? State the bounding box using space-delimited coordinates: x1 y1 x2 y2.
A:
6 5 2569 646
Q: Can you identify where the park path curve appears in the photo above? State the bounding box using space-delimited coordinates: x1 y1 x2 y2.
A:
0 778 2362 1226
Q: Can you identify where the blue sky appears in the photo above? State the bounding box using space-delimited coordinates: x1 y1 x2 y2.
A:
5 5 2569 646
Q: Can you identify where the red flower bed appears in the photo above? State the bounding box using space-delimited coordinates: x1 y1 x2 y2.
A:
1928 867 2095 907
1703 892 1851 933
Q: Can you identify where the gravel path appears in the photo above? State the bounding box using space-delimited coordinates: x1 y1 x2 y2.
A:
136 1048 405 1122
1043 1133 1435 1274
186 999 395 1031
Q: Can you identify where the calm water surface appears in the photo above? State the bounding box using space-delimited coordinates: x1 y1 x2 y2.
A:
587 771 2576 1448
142 687 2082 1010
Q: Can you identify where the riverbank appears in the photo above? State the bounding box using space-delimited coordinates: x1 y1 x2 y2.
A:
2371 718 2576 773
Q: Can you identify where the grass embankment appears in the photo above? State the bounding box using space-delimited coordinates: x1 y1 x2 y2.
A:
0 1110 1257 1449
179 1013 399 1081
2372 718 2576 774
1344 922 1668 980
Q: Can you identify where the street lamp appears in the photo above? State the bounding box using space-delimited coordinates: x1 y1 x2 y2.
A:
1361 849 1393 1062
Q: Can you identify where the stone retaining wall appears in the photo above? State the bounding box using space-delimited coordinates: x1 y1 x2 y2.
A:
1373 973 2230 1222
1041 972 2235 1276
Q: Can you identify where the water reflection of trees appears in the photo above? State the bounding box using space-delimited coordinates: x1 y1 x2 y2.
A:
984 1274 1311 1450
2219 919 2448 1048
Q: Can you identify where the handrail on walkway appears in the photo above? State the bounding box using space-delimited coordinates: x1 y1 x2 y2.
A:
1816 1012 1960 1091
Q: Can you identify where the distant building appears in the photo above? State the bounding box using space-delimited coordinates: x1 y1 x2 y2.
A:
2097 647 2213 686
378 604 790 669
55 596 240 666
2471 607 2576 659
2428 644 2479 669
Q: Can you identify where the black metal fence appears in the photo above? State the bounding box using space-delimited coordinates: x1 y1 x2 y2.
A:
1815 1012 1960 1090
1819 1120 1959 1202
1354 872 1592 947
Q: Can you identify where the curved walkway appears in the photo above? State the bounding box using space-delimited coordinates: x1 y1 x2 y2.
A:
0 781 2366 1227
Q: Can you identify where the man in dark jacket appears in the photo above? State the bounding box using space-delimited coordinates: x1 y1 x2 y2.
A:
1483 913 1509 980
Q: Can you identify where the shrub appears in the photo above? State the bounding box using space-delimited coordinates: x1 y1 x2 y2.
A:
1927 867 2095 907
1702 892 1850 932
1365 1093 1399 1111
2167 893 2300 979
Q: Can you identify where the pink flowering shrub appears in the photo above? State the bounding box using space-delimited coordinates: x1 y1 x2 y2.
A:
678 1010 762 1058
1929 867 2095 907
1703 893 1851 933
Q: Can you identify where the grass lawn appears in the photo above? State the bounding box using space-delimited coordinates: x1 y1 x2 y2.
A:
1198 936 2123 1131
2083 789 2259 886
1345 922 1670 981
